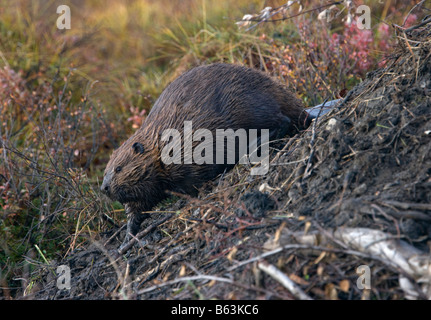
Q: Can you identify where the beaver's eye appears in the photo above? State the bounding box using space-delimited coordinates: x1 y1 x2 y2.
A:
115 166 122 173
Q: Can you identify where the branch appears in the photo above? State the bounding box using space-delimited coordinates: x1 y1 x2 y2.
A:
258 261 312 300
239 1 343 31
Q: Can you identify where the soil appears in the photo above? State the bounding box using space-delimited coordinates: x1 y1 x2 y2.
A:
32 23 431 300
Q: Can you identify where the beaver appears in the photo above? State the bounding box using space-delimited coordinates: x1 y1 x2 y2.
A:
101 63 313 247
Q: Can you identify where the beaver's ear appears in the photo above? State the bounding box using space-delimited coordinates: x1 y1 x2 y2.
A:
132 142 145 155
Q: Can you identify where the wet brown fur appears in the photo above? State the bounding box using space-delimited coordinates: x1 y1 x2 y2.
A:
101 63 311 242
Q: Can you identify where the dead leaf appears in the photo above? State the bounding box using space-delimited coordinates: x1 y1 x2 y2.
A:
227 246 238 261
317 265 324 277
289 273 309 286
304 221 311 234
339 279 350 293
314 251 326 264
325 283 338 300
274 222 286 243
179 265 186 277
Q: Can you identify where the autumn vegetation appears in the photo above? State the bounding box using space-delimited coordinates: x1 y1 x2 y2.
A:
0 0 424 297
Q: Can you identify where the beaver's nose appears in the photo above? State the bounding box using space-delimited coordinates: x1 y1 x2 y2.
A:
100 180 110 195
101 171 113 196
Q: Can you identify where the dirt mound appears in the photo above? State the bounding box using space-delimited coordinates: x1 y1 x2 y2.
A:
32 23 431 300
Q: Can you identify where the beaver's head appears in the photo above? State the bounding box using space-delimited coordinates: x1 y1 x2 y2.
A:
101 137 168 206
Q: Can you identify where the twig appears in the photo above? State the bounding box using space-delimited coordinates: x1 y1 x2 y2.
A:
258 261 312 300
136 275 234 294
118 213 175 255
244 1 343 31
91 241 131 298
270 137 296 165
147 226 195 264
370 204 401 238
227 242 399 272
381 200 431 212
227 243 316 271
34 244 56 277
403 0 426 27
104 224 126 246
182 216 279 232
136 273 288 298
302 99 327 180
401 16 431 33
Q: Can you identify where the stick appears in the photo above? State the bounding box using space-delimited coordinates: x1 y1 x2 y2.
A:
258 261 312 300
302 99 328 180
136 275 234 294
403 0 426 27
244 1 343 31
118 213 175 255
404 17 431 33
